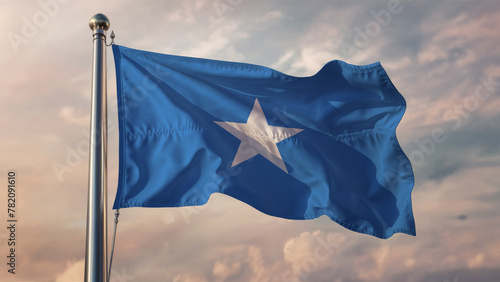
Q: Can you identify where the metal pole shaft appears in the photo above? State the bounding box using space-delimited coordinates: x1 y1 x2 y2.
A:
85 14 110 282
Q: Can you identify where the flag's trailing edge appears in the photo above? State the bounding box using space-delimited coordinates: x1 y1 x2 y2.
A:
112 45 415 239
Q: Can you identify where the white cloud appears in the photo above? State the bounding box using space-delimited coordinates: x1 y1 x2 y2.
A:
212 260 241 281
468 253 484 269
256 11 283 24
405 258 416 268
173 272 208 282
291 46 336 75
282 230 346 281
164 0 204 24
55 260 84 282
245 246 268 281
382 56 413 70
185 21 247 60
271 50 295 70
59 106 88 127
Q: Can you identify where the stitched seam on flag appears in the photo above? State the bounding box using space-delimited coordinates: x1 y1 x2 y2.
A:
114 45 128 209
125 128 392 139
125 126 206 139
333 129 391 140
336 60 382 72
235 132 298 142
124 127 302 141
124 128 397 141
138 49 283 81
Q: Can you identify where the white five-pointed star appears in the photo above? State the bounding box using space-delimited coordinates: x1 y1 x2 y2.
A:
214 98 303 173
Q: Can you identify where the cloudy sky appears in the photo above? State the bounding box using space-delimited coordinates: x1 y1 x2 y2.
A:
1 0 500 281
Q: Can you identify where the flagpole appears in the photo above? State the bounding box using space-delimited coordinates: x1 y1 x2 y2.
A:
85 13 110 282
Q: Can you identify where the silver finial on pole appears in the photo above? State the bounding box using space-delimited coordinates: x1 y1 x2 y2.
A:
85 13 110 282
89 13 110 32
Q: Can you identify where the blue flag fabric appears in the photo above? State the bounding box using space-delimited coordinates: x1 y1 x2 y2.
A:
112 45 415 239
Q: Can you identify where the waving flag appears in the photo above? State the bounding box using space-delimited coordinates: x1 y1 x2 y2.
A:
112 45 415 239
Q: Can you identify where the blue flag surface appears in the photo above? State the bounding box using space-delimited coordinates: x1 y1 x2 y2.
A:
112 45 415 239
